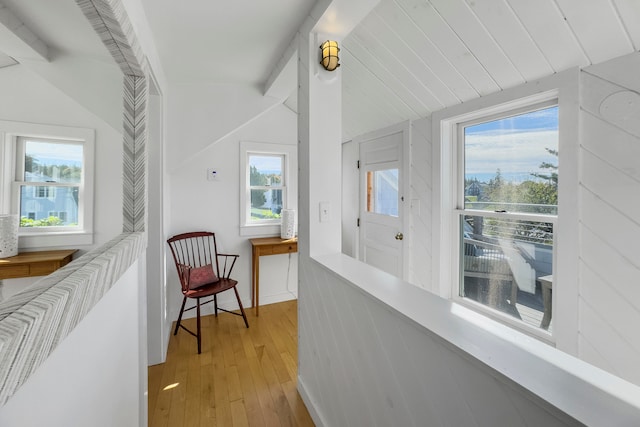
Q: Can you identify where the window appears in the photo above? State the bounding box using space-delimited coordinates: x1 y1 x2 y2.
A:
16 137 82 228
36 186 56 199
249 154 284 221
0 121 94 247
240 141 297 236
366 168 399 216
455 101 558 336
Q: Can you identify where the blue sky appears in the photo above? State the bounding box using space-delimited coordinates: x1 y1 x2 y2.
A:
465 106 558 181
27 140 83 166
250 154 283 173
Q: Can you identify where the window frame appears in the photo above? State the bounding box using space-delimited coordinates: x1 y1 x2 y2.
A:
452 98 559 342
239 141 297 237
434 72 581 351
0 121 95 248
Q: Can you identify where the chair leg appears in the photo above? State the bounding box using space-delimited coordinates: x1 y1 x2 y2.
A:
233 286 249 328
174 296 187 335
196 297 202 354
214 294 218 317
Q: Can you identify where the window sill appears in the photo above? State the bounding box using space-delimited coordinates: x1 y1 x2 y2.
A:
19 231 93 248
239 223 281 237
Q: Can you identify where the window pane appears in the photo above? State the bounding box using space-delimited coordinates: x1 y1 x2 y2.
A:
19 185 79 227
250 188 283 221
249 154 283 187
464 106 558 215
24 140 83 184
460 215 554 330
366 169 398 216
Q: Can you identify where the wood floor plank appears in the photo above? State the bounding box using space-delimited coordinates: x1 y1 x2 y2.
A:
150 332 180 427
147 363 163 417
148 299 314 426
230 399 251 427
183 352 202 427
282 380 315 427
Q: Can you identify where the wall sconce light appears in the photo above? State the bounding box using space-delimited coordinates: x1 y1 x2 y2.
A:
320 40 340 71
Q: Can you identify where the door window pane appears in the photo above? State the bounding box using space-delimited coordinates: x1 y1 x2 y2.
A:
366 168 398 216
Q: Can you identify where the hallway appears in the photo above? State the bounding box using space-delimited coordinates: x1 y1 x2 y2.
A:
148 300 314 426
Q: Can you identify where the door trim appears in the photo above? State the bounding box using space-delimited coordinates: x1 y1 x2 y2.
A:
355 121 411 280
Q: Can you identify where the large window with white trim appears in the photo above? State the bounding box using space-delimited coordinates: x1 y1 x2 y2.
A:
455 101 558 336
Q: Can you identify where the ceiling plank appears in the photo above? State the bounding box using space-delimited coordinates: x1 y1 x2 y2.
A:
463 0 554 82
345 29 437 114
395 0 500 96
507 0 589 72
612 0 640 50
429 0 525 89
375 0 478 103
350 25 444 112
342 48 420 121
342 70 408 140
365 10 460 107
555 0 634 65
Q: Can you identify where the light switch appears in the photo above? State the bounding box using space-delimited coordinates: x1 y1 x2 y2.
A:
207 168 218 181
319 201 330 222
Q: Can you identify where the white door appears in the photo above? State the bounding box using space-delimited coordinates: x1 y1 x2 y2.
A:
358 124 408 279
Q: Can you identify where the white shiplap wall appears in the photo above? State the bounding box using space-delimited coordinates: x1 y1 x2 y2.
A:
298 256 591 427
578 52 640 384
409 117 433 289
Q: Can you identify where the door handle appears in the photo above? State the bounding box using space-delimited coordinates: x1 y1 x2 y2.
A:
395 232 403 240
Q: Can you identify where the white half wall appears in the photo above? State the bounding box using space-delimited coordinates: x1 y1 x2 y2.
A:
299 254 640 427
0 261 145 427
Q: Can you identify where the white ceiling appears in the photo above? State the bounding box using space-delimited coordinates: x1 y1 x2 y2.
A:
2 0 639 141
138 0 317 86
0 0 112 61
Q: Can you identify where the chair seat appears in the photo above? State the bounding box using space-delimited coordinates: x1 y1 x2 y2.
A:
184 277 238 298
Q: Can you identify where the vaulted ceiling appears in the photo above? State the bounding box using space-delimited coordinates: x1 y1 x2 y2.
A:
1 0 639 142
340 0 640 140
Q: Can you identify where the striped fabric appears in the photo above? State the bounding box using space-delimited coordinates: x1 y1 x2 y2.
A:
0 232 145 406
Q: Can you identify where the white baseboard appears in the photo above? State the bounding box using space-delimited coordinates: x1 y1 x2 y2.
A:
297 376 326 427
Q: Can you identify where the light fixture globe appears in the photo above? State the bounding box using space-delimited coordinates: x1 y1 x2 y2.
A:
320 40 340 71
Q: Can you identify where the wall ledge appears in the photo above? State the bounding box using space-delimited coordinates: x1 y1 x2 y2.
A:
0 232 146 407
312 252 640 426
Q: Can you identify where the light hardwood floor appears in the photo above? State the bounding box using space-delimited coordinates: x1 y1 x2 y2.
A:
148 299 315 427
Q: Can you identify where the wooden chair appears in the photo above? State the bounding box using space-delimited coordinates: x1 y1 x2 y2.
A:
167 231 249 353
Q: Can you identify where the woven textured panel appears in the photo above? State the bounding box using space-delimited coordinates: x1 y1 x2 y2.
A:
0 232 145 406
